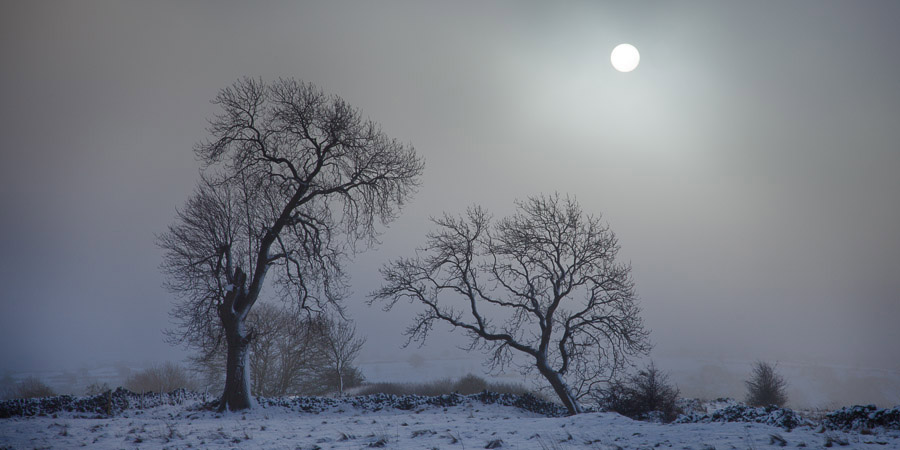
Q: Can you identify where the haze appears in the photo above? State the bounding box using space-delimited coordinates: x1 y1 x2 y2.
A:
1 1 898 407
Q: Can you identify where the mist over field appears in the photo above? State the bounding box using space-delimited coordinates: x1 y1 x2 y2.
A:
2 0 899 417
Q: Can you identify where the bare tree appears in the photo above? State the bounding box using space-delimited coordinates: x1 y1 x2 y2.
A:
159 77 423 411
372 194 650 415
745 361 788 407
191 305 366 397
248 304 327 397
318 316 366 395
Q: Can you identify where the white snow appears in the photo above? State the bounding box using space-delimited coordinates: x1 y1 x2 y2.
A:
2 397 899 449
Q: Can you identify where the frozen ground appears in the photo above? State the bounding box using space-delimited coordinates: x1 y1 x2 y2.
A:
2 395 899 449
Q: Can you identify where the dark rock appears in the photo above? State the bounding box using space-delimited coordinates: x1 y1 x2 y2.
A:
674 403 811 430
823 405 900 431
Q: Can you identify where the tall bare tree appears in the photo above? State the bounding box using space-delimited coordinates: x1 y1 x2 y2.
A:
159 77 423 411
372 194 650 415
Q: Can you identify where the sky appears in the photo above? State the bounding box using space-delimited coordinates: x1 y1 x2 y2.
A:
1 0 899 394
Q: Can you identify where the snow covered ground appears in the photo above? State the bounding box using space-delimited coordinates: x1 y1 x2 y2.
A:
2 395 899 449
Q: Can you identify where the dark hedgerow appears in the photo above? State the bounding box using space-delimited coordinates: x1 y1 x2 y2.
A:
0 388 566 419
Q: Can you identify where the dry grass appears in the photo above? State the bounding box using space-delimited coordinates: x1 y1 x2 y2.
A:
125 362 197 394
12 376 56 399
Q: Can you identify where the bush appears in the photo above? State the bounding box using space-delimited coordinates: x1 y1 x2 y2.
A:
125 362 196 393
745 361 788 407
598 362 681 422
453 373 488 393
84 381 111 396
356 374 542 399
13 376 56 399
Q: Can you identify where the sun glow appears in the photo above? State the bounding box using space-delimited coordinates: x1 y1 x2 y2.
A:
611 43 640 72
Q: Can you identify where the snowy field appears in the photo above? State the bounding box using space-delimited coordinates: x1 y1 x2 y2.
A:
2 395 899 449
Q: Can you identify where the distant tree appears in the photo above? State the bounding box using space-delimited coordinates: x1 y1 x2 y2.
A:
159 77 423 411
598 362 681 422
317 316 366 395
373 194 650 415
745 361 788 407
14 376 56 399
318 364 366 395
246 304 326 397
125 362 196 393
192 304 365 397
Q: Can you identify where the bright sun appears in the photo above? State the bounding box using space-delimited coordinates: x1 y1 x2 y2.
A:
611 43 640 72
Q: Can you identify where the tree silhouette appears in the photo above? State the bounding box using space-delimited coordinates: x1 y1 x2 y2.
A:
373 194 649 415
160 77 422 411
745 361 788 407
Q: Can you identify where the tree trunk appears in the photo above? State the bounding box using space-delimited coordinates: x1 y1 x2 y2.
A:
219 309 253 412
536 358 581 415
338 366 344 396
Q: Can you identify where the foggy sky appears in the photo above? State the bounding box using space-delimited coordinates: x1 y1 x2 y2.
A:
1 1 899 379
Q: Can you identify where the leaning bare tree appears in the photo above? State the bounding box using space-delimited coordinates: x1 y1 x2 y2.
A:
372 194 650 415
159 77 423 411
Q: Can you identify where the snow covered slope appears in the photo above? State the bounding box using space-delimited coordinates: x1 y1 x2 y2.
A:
2 394 899 449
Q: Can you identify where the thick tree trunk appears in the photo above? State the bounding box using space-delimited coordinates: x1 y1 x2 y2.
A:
219 309 253 412
536 358 581 416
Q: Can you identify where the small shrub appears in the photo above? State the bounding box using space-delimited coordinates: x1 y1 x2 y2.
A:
598 362 681 422
745 361 788 407
14 376 56 399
